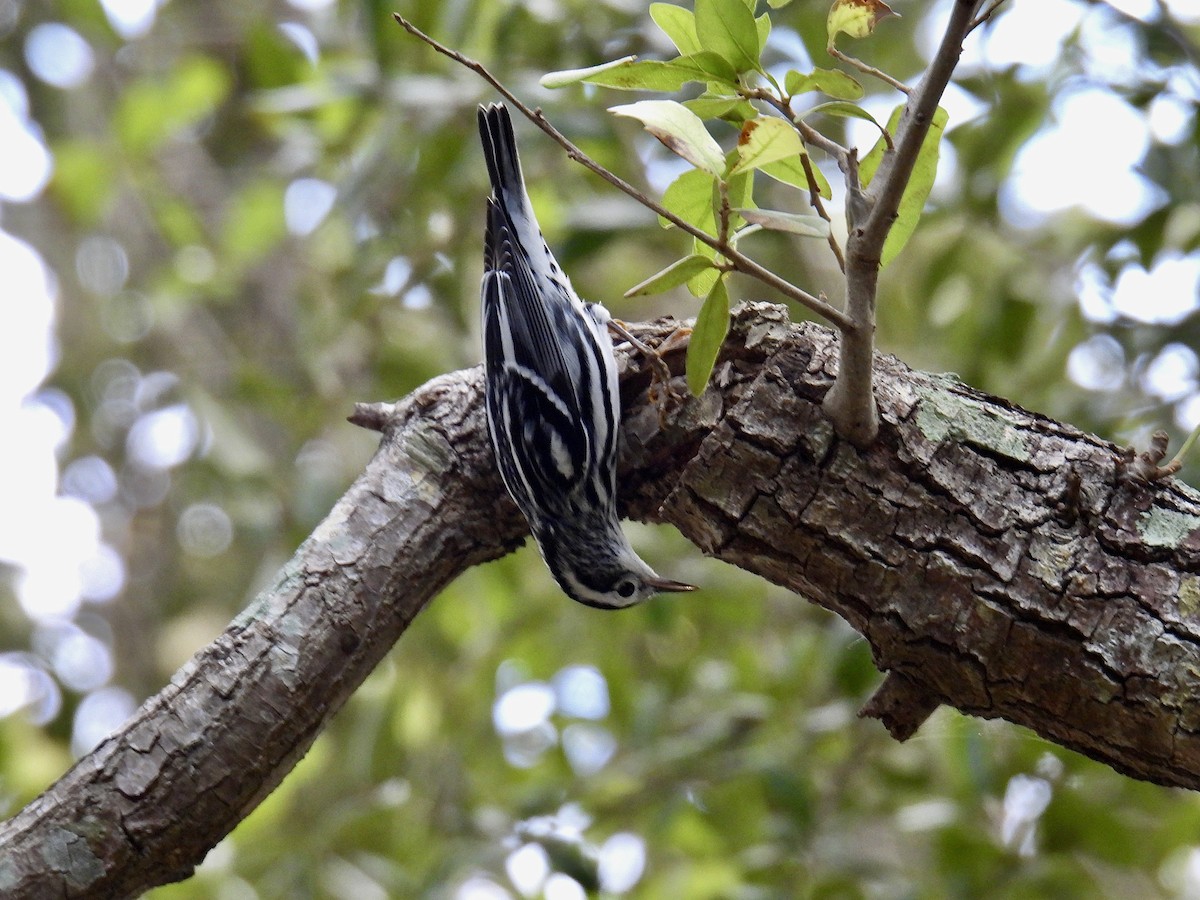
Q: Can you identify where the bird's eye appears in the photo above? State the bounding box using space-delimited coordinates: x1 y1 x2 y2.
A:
615 579 637 599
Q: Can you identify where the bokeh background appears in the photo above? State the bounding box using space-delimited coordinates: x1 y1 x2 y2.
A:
3 0 1200 896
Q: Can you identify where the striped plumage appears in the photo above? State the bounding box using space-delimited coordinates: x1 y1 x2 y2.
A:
478 102 693 609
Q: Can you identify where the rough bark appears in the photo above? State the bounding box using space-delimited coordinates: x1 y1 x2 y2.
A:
4 301 1200 897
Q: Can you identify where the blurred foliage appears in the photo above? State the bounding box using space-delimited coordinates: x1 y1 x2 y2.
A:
3 0 1200 897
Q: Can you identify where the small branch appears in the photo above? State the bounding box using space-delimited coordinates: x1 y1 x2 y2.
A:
861 0 983 242
348 401 397 432
823 0 985 447
968 0 1010 33
738 88 847 271
717 181 732 245
1119 430 1183 484
860 671 941 741
393 14 853 332
828 47 912 94
799 151 845 272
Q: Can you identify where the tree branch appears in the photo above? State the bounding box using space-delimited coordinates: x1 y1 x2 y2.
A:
7 303 1200 894
823 0 986 448
391 14 854 332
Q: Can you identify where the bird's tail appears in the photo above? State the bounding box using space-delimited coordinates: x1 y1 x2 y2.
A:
478 103 526 207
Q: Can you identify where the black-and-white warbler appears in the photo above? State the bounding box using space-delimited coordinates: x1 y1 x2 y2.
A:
478 102 695 609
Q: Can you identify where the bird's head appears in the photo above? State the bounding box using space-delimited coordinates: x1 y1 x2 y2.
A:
536 520 695 610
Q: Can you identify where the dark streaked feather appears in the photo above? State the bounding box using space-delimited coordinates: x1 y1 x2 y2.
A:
479 103 618 521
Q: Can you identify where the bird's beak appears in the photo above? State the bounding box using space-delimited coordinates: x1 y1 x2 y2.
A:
647 577 697 594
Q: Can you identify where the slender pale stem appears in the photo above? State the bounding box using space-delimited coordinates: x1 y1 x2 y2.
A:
393 14 853 332
828 47 911 94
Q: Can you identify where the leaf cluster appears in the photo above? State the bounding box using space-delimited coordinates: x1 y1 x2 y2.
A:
542 0 938 395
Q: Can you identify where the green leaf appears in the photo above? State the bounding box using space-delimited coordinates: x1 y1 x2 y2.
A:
624 254 717 297
687 276 731 395
222 180 287 268
587 60 697 92
802 100 885 134
610 100 727 176
674 51 740 85
116 55 232 154
726 164 755 212
660 168 718 233
859 104 949 267
755 13 771 55
540 56 638 88
737 208 831 237
768 0 794 7
695 0 761 74
543 53 737 92
760 154 832 200
730 116 805 175
687 241 722 296
785 67 864 100
650 2 703 55
587 60 697 91
50 141 112 225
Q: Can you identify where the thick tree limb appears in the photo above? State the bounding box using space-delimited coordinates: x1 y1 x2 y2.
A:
4 302 1200 895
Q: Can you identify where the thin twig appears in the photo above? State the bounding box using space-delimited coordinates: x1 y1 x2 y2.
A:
828 47 911 94
736 88 846 271
861 0 982 242
968 0 1010 33
393 14 853 332
798 151 845 273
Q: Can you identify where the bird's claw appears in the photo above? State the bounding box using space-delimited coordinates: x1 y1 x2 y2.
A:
609 321 692 423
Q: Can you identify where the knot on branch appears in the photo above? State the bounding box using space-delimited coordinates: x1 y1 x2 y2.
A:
860 671 942 741
1118 430 1182 484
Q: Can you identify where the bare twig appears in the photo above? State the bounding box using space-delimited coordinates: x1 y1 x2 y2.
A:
862 1 979 241
799 151 845 273
393 14 853 331
823 0 986 447
1119 430 1185 483
738 88 847 271
969 0 1011 33
828 47 912 94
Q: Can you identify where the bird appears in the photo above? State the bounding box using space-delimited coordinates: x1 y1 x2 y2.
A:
477 102 695 609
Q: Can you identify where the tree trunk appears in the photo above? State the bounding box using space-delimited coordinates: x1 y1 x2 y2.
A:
2 301 1198 897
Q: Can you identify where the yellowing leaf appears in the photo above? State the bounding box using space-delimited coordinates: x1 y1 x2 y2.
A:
611 100 727 177
826 0 898 46
729 116 804 175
